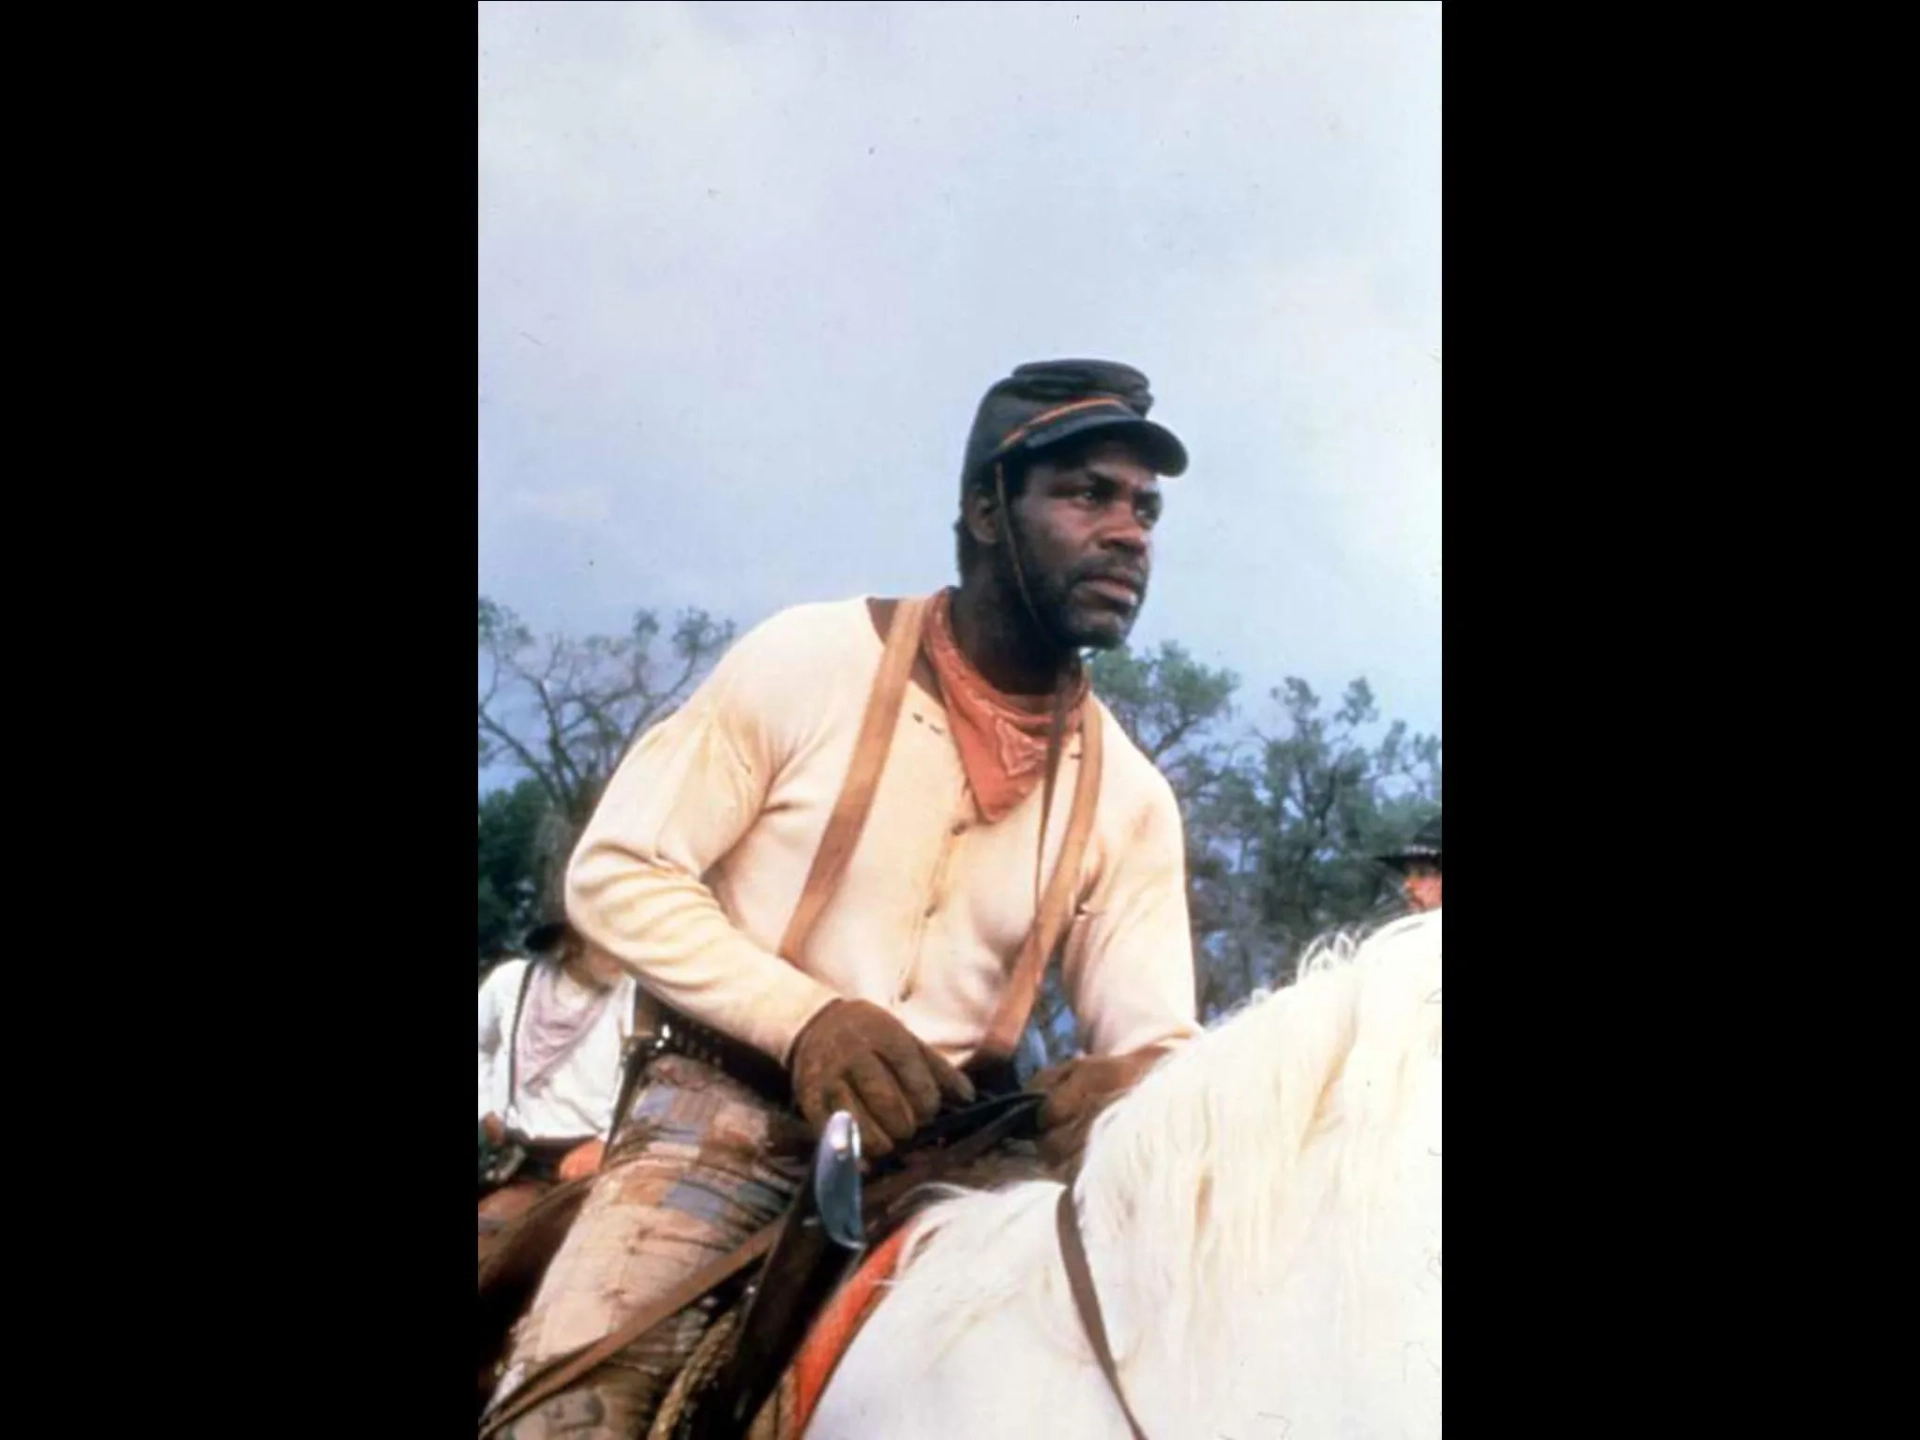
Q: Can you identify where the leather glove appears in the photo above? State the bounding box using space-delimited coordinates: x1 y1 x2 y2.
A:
1032 1046 1167 1173
790 1000 975 1158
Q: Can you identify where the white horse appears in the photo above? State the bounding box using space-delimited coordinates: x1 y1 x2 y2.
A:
807 910 1443 1440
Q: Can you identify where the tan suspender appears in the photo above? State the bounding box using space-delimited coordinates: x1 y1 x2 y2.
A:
777 595 933 964
981 698 1101 1060
778 594 1101 1064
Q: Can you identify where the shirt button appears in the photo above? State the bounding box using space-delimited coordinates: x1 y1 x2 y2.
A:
951 820 967 836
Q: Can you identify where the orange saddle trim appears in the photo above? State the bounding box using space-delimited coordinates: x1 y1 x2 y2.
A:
786 1223 915 1435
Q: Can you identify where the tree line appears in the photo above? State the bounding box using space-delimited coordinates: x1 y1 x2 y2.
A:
478 596 1440 1065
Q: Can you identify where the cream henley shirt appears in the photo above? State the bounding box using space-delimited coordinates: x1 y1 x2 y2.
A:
565 596 1200 1070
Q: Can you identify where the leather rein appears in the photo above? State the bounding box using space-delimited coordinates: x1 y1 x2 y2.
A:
1056 1184 1151 1440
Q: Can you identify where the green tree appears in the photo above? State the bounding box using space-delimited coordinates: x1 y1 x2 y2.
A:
1023 642 1241 1068
1196 677 1441 1015
1090 641 1241 805
474 605 1442 1062
477 595 735 920
1019 656 1440 1067
477 778 549 966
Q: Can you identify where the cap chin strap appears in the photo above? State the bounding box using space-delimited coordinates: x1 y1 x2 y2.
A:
995 461 1080 665
993 461 1085 913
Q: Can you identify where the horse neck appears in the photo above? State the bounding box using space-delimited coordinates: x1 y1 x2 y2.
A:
1068 941 1443 1429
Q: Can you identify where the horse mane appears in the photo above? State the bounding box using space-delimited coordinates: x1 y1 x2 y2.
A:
884 910 1444 1383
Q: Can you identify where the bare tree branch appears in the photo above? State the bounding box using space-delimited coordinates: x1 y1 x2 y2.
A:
479 597 737 898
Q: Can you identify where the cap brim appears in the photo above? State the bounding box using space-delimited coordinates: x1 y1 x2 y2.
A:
1020 412 1189 477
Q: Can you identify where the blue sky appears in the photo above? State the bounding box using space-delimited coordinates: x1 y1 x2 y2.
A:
479 1 1440 783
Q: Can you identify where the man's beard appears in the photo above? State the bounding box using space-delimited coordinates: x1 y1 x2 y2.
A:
995 520 1145 653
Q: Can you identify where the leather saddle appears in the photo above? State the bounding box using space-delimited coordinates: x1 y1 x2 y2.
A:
668 1090 1043 1439
475 1088 1042 1433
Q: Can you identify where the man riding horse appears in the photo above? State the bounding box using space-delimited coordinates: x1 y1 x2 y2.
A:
483 359 1202 1440
478 920 637 1236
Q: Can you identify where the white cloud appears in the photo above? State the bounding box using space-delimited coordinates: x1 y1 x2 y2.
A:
479 0 1441 735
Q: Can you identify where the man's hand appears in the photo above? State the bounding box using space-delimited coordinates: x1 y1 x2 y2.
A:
557 1138 605 1183
790 1000 975 1158
1031 1046 1167 1173
481 1112 508 1148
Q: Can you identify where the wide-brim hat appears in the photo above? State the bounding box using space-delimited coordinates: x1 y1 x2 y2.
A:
960 359 1188 493
1376 815 1442 871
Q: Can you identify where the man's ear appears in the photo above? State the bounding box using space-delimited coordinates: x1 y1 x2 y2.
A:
962 482 1002 549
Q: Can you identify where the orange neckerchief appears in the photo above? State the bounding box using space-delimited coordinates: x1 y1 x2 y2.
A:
921 589 1087 824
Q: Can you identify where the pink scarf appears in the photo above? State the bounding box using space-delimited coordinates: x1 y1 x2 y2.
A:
514 960 614 1096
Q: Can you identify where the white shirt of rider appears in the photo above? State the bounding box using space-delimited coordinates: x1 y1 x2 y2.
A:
476 959 636 1142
